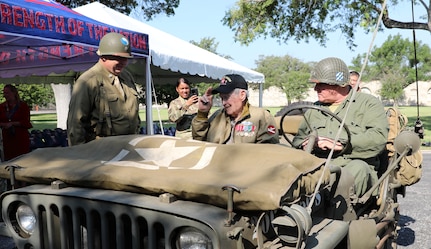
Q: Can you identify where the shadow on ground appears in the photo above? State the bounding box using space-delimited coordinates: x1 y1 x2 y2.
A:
397 215 416 246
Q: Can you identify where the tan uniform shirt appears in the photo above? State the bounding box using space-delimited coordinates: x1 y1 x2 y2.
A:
168 96 198 139
192 102 279 144
67 62 141 146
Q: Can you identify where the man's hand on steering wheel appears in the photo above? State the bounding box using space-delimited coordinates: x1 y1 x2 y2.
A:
301 136 344 152
316 137 343 151
279 104 352 156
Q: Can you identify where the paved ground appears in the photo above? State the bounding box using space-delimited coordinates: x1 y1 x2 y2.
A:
0 224 14 249
397 150 431 248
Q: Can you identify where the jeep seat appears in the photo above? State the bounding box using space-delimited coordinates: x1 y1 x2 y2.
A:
274 114 304 145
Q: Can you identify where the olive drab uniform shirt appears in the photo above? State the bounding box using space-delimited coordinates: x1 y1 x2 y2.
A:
292 91 388 160
292 91 388 196
67 62 141 146
168 96 198 139
192 101 279 144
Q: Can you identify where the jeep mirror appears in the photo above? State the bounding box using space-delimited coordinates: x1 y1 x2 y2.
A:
394 130 421 155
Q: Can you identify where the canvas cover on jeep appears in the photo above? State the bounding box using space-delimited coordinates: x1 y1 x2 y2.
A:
0 135 328 210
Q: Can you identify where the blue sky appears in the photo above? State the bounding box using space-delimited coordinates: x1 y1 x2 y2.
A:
133 0 431 70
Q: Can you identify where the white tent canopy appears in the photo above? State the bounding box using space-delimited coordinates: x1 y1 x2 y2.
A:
73 2 265 84
1 1 265 132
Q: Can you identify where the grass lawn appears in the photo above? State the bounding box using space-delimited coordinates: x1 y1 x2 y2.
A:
31 106 431 147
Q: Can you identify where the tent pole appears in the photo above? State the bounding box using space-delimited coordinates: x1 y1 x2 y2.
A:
259 83 263 107
145 57 154 135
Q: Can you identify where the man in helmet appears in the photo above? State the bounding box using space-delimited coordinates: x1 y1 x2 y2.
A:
292 57 388 197
67 32 141 146
191 74 279 144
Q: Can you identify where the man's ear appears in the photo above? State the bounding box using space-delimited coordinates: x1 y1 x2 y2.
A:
240 90 247 101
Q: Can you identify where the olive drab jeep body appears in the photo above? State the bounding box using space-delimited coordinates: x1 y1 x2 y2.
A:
0 105 423 249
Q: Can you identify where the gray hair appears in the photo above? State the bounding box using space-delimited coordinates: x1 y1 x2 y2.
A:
233 88 249 98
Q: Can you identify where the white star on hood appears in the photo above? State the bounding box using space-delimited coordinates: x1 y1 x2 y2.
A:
103 137 216 170
135 139 198 167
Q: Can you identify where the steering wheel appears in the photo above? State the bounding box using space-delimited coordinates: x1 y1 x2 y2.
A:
279 104 352 156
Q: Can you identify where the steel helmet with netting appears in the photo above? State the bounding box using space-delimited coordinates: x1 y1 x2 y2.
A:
309 57 350 87
96 33 133 58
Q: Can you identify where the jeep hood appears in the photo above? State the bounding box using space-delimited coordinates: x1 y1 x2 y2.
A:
0 135 327 210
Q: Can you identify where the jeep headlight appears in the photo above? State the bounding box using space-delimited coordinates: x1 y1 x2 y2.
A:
16 204 36 236
174 227 213 249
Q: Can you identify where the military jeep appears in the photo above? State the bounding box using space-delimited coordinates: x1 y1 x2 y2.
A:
0 105 422 249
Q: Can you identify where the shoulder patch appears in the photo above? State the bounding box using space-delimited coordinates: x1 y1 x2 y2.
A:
267 125 276 135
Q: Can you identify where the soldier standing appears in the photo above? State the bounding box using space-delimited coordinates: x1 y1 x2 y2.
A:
67 33 141 146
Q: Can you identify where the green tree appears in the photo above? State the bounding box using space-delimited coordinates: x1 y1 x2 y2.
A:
0 84 54 109
255 55 311 104
283 71 311 104
351 34 431 84
190 37 233 60
350 54 370 80
379 73 405 106
152 84 177 106
222 0 430 49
